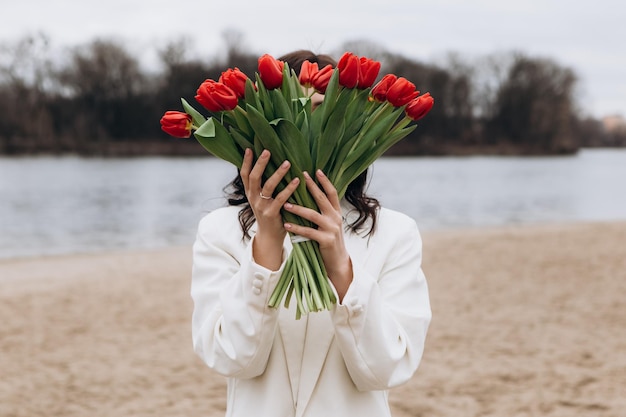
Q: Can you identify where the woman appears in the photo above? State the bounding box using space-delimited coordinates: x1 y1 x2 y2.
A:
191 50 431 417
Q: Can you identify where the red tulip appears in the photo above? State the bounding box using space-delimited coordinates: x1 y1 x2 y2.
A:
357 57 381 88
386 77 420 107
160 111 192 138
258 54 284 89
311 64 334 94
299 60 318 88
370 74 397 102
405 93 434 121
219 67 248 99
195 79 239 112
337 52 359 88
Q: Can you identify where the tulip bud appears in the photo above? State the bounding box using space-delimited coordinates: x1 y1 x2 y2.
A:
370 74 397 102
219 67 248 99
160 111 192 138
299 60 319 88
357 57 381 89
337 52 359 88
311 65 334 94
405 93 434 121
386 77 419 107
195 79 239 112
258 54 285 90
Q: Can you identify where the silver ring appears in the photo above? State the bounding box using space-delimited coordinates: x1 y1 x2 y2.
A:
259 191 272 200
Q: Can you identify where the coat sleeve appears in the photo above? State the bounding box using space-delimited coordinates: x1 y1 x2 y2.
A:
190 209 287 379
330 214 432 391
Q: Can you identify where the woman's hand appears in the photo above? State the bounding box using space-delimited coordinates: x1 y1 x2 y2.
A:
283 169 353 301
240 148 300 271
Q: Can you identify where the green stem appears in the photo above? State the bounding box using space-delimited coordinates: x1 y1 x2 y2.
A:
234 105 247 117
388 115 412 135
268 257 293 308
283 279 295 309
293 259 305 320
296 254 312 316
304 240 331 309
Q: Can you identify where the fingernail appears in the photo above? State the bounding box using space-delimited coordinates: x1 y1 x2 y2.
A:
245 148 251 156
292 177 300 184
261 149 270 158
284 203 293 209
303 171 311 180
317 169 325 177
284 223 292 230
281 160 290 168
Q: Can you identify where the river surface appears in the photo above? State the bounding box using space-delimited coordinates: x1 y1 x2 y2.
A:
1 149 625 259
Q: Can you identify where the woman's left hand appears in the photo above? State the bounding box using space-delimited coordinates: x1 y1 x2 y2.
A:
283 170 353 301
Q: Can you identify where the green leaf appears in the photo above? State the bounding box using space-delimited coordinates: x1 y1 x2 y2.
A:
181 98 206 127
244 79 261 110
195 117 215 138
371 124 417 156
340 105 402 168
319 69 341 127
230 128 254 151
327 90 375 171
335 123 417 198
282 64 303 115
275 119 313 173
343 90 370 136
315 88 352 171
269 89 292 121
194 118 243 168
246 105 319 210
245 104 287 164
232 107 254 138
255 74 275 121
295 109 309 135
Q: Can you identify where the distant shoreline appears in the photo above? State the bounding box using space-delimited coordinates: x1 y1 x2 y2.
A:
3 139 621 158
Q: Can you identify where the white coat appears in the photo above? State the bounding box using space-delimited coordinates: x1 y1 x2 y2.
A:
191 202 431 417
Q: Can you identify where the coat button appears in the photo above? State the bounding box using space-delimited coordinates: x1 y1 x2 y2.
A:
252 278 263 289
349 299 363 314
252 287 262 295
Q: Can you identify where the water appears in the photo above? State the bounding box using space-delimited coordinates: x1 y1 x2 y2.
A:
1 149 625 259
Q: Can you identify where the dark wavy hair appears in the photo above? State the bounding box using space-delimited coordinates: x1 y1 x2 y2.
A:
226 50 380 239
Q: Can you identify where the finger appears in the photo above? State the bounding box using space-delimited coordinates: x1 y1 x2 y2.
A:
261 159 291 198
316 170 341 211
248 149 271 192
240 148 253 187
283 202 324 226
303 171 334 214
283 222 323 243
273 176 300 206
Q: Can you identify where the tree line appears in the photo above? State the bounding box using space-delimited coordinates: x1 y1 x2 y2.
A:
0 33 623 156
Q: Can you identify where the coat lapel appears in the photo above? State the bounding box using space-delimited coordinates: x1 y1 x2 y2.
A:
295 310 334 417
278 298 308 407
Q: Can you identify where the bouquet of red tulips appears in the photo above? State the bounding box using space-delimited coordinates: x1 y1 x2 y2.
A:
161 52 434 318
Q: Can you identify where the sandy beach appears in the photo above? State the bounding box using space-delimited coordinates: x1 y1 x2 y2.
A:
1 221 625 417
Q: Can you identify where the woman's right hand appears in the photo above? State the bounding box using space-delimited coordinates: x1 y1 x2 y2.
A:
240 148 300 271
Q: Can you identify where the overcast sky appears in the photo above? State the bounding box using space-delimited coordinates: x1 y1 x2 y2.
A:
2 0 624 118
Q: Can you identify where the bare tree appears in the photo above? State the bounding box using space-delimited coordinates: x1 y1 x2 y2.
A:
488 53 579 153
0 33 56 152
58 39 145 100
54 39 148 145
